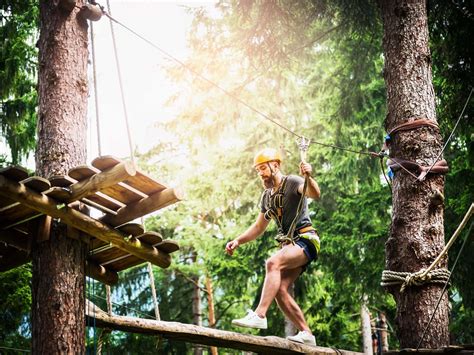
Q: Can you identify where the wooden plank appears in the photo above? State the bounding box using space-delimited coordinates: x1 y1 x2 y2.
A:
0 175 171 268
156 240 179 254
105 255 147 272
49 174 76 187
68 165 100 181
0 204 42 229
0 228 30 251
0 167 29 208
117 223 144 236
86 309 361 355
82 193 124 213
0 244 30 271
90 232 163 264
86 260 119 285
101 187 183 227
92 155 166 195
21 176 51 192
0 166 29 181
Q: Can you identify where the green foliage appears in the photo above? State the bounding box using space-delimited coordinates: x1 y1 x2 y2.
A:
0 264 32 349
0 1 38 164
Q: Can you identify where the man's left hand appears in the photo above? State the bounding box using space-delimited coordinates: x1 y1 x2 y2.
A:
300 162 312 176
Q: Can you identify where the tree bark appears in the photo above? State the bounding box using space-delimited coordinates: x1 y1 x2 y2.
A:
32 1 89 353
379 0 449 348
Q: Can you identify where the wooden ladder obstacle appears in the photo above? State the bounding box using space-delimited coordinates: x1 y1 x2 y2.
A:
0 155 183 284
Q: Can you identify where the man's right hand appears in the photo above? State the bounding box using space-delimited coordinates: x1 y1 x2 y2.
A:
225 239 239 256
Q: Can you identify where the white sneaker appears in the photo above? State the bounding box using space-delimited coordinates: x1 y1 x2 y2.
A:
231 310 267 329
287 331 317 346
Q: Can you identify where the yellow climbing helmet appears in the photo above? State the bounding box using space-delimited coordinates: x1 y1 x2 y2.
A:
253 148 282 167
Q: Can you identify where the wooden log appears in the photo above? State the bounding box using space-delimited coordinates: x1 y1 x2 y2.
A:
86 309 362 355
0 175 171 268
86 260 119 286
65 161 137 203
101 187 183 227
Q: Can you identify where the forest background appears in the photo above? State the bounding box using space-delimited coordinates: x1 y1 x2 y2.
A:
0 0 472 353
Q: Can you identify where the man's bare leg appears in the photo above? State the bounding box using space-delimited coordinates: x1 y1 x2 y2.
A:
254 244 308 317
275 268 312 333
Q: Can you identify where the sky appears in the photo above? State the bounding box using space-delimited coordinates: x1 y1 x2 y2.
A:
0 0 217 168
87 0 217 163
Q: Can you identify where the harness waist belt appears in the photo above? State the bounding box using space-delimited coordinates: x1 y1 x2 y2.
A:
298 226 315 234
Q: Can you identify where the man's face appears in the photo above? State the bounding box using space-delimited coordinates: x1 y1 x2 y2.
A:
255 162 278 188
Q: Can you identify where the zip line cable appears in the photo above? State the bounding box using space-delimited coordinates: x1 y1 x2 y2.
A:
101 9 377 157
423 88 473 177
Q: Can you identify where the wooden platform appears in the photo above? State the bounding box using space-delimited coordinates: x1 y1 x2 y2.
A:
0 156 183 284
86 302 362 355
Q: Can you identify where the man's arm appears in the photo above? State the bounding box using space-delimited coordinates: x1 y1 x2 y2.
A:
225 212 269 255
299 162 321 200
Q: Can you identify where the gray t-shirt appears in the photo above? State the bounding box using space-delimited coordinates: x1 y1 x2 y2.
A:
260 175 312 235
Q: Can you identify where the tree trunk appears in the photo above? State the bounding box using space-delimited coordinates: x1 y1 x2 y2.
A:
192 252 203 355
379 0 449 348
32 1 89 353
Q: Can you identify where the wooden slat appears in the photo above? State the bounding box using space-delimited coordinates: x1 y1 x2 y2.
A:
0 204 42 229
105 255 147 272
83 193 124 212
90 232 163 264
0 166 29 181
0 166 29 208
156 240 179 254
0 228 30 251
21 176 51 192
117 223 144 236
92 155 166 195
101 187 183 227
86 260 119 285
0 244 30 271
68 165 100 181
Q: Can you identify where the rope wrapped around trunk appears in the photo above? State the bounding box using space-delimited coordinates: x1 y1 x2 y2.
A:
388 157 449 181
381 268 451 293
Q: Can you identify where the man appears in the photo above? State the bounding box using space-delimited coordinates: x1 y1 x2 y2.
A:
225 148 321 346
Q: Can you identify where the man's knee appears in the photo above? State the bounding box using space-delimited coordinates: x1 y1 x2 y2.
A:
265 257 281 272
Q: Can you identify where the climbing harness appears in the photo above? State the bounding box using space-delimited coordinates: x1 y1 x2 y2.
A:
266 137 313 245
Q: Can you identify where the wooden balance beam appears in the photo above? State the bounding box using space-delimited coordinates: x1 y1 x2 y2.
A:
86 303 362 355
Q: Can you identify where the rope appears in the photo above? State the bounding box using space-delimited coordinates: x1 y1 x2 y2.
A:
416 220 474 350
381 268 451 293
90 21 102 156
105 0 135 164
381 202 473 293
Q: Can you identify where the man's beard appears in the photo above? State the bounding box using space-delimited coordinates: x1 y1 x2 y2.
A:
262 176 274 189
